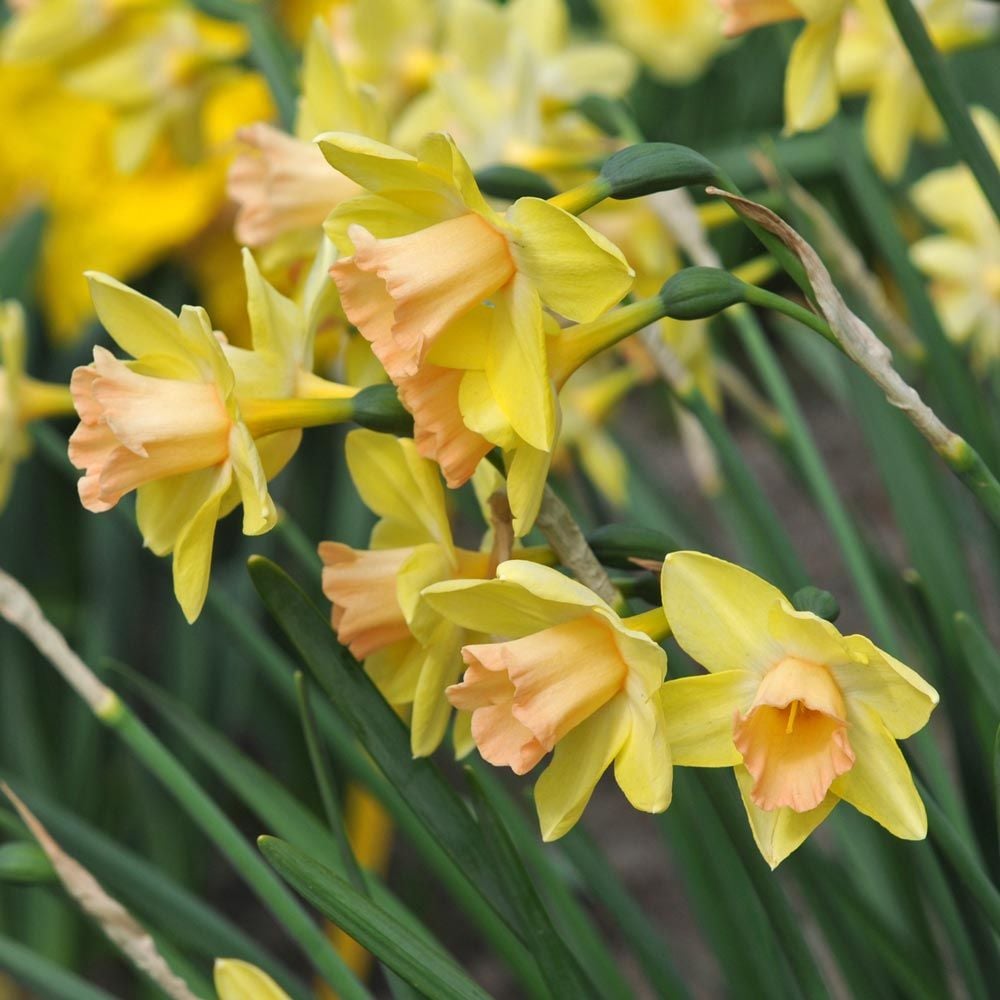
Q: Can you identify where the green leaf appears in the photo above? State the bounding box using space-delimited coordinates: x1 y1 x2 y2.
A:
0 207 45 302
0 841 55 883
0 933 116 1000
260 836 493 1000
465 768 596 1000
953 613 1000 717
247 557 518 931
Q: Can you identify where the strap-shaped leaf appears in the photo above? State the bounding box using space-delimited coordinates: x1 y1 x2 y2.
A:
260 836 493 1000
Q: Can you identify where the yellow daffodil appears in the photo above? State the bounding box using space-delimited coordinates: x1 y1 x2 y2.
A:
0 300 76 511
423 560 672 840
319 429 492 756
659 551 939 867
228 22 384 254
69 254 353 621
720 0 848 133
910 108 1000 372
214 958 291 1000
838 0 998 177
57 6 249 172
595 0 724 83
320 129 630 471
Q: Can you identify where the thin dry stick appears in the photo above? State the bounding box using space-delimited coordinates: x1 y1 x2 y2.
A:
535 486 618 606
3 785 200 1000
0 568 117 717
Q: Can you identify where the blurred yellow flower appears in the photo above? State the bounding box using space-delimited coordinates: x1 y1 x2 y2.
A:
910 107 1000 371
660 551 939 867
424 560 672 840
595 0 724 83
0 300 76 511
319 429 491 756
838 0 998 177
322 130 632 456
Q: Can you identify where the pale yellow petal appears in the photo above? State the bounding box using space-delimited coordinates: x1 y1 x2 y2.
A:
767 601 852 667
506 197 634 322
784 19 842 133
614 686 672 814
535 697 631 841
659 671 757 766
660 551 784 675
736 766 839 869
410 622 466 757
214 958 293 1000
172 468 229 623
135 466 228 557
831 703 927 839
228 423 277 537
505 441 552 538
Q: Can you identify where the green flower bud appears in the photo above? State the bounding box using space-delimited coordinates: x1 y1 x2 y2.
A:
474 165 557 201
351 385 414 437
791 586 841 622
600 143 718 199
658 267 748 320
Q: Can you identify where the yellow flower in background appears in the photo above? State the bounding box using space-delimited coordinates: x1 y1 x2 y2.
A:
424 560 672 840
1 300 77 511
595 0 724 83
720 0 848 133
838 0 998 177
659 551 938 867
319 429 492 756
228 21 384 254
910 107 1000 371
214 958 291 1000
322 130 632 453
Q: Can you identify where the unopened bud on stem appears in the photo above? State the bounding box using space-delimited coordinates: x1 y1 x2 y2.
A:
658 267 748 320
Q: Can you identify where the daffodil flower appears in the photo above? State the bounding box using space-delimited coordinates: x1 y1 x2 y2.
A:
423 560 672 840
319 429 492 756
720 0 848 133
321 130 633 462
910 108 1000 372
659 551 939 867
1 299 76 511
595 0 724 83
69 254 354 621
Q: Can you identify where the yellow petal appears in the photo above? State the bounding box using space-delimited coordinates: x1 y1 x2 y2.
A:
242 249 307 372
86 273 195 368
864 71 922 179
535 697 631 840
784 19 842 133
397 543 456 641
228 423 277 537
486 276 555 452
135 466 228 557
660 551 784 675
736 766 839 869
834 635 938 739
214 958 292 1000
910 236 981 281
830 702 927 839
345 429 452 550
324 193 443 256
506 197 634 322
614 686 672 814
422 560 607 638
767 601 852 668
453 708 475 759
658 671 757 766
172 468 230 623
410 621 465 757
505 441 552 538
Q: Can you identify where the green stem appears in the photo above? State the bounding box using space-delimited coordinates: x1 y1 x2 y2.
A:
883 0 1000 221
741 286 843 352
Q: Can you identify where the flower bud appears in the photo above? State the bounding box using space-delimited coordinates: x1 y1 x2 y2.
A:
474 165 557 201
658 267 748 320
600 142 718 199
791 586 840 622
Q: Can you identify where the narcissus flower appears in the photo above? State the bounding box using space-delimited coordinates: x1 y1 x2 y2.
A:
659 551 939 867
1 299 76 510
595 0 724 83
423 560 672 840
69 254 353 621
720 0 848 133
838 0 997 177
320 429 492 756
910 108 1000 372
322 130 633 458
